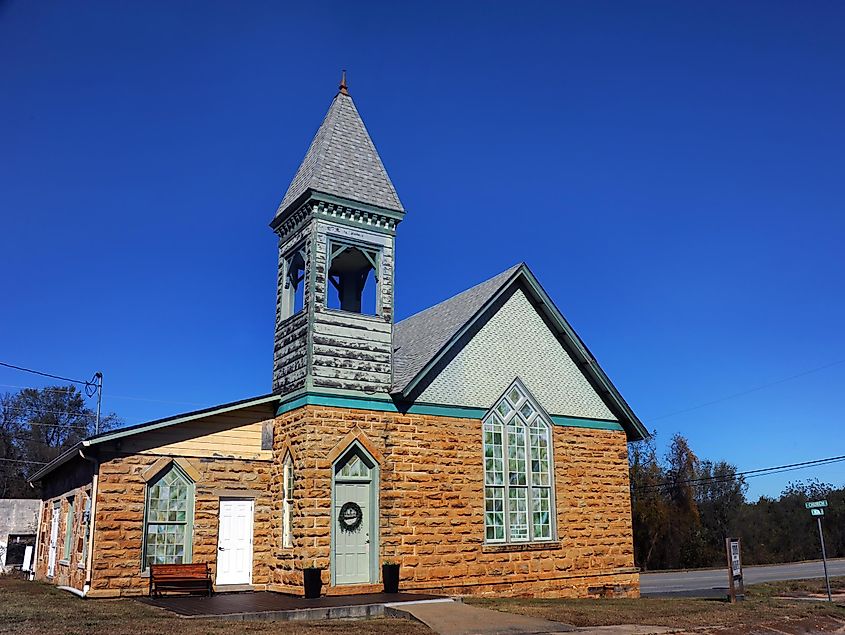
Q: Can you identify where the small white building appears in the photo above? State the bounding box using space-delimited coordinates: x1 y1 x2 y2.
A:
0 499 40 571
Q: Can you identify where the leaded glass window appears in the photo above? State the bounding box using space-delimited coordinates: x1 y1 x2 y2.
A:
143 464 194 567
482 380 555 543
338 454 370 479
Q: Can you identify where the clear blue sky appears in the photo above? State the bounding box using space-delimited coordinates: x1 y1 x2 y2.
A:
2 1 843 500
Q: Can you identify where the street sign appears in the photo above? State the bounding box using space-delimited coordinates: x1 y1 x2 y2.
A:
804 501 833 601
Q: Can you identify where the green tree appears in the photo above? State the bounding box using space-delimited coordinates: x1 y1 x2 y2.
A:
694 460 747 566
629 436 669 570
663 434 702 568
0 386 121 497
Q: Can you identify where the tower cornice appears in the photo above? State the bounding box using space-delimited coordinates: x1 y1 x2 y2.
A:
271 191 403 239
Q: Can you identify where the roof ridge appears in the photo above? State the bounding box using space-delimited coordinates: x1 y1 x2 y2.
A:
395 263 522 327
310 93 342 190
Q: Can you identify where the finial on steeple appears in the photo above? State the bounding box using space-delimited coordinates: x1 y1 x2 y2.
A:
339 69 349 95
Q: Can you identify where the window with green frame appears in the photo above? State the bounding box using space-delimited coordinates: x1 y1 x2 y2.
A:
62 497 74 561
483 379 555 544
142 464 194 568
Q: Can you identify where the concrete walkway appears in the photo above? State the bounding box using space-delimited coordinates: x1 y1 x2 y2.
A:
386 599 672 635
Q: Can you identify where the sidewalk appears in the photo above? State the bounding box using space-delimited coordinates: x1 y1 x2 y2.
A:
386 600 673 635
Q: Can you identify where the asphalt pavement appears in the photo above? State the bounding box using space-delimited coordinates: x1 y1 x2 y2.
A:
640 557 845 597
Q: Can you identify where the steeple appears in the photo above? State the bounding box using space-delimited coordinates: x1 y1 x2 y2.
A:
271 79 404 397
271 74 404 230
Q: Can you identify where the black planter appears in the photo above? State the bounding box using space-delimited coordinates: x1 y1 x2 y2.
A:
382 563 400 594
303 568 323 599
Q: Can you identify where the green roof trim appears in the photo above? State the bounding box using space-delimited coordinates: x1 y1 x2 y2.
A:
276 391 624 431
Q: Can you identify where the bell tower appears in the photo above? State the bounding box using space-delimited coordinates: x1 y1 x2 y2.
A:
271 74 405 397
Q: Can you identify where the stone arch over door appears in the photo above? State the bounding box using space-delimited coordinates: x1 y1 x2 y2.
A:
330 439 380 586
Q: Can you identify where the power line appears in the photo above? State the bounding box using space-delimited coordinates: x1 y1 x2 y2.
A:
648 358 845 423
0 457 47 465
6 421 90 431
2 404 96 419
634 454 845 492
106 393 204 407
0 383 204 407
0 361 92 387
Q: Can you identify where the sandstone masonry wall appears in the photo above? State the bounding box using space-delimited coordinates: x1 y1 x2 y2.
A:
34 487 90 590
89 453 273 597
271 405 638 598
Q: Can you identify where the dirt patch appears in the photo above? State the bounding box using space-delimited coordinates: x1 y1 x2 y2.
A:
467 586 845 634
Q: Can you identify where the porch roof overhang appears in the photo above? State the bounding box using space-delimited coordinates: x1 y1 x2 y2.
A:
27 393 280 483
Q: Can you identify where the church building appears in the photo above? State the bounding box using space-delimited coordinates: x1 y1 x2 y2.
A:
30 77 647 599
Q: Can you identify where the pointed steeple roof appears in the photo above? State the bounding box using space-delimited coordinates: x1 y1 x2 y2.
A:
274 80 404 221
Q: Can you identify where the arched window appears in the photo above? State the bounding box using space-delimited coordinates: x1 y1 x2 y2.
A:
282 453 294 548
483 380 554 543
143 463 194 567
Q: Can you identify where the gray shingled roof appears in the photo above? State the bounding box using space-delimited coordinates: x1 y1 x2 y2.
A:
392 264 522 394
274 92 404 218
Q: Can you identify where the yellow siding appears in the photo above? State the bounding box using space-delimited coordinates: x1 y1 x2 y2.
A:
119 407 273 461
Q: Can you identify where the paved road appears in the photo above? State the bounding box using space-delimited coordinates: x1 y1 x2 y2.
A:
641 558 845 596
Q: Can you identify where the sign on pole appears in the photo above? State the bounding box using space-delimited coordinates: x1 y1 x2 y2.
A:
725 537 745 603
806 502 833 602
805 500 828 509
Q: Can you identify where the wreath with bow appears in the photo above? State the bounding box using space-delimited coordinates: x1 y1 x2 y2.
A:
338 501 364 533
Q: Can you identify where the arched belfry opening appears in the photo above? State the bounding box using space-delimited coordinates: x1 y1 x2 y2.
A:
327 243 379 315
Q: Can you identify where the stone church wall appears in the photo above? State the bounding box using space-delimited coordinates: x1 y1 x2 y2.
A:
271 404 638 598
38 453 275 597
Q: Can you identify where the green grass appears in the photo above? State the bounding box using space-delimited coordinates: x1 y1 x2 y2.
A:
749 575 845 598
467 579 845 633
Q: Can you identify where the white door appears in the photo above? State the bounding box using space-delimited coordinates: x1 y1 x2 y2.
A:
216 499 254 586
334 482 371 584
47 503 60 577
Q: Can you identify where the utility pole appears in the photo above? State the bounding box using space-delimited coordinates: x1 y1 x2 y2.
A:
93 372 103 436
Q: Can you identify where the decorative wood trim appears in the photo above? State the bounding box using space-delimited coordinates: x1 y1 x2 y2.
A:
140 457 200 483
276 391 624 432
326 428 384 466
277 440 297 463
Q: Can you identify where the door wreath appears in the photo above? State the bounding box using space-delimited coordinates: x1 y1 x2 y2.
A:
338 501 364 533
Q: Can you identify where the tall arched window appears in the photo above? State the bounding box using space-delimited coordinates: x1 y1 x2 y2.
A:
483 380 554 543
143 463 194 567
282 453 294 549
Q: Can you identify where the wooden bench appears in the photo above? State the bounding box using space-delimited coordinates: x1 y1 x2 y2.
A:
149 563 212 597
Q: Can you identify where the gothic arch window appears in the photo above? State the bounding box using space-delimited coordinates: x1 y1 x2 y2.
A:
282 453 294 549
142 462 194 567
483 379 554 543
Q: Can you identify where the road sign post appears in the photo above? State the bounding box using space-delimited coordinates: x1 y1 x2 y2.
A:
805 500 832 602
725 537 745 603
